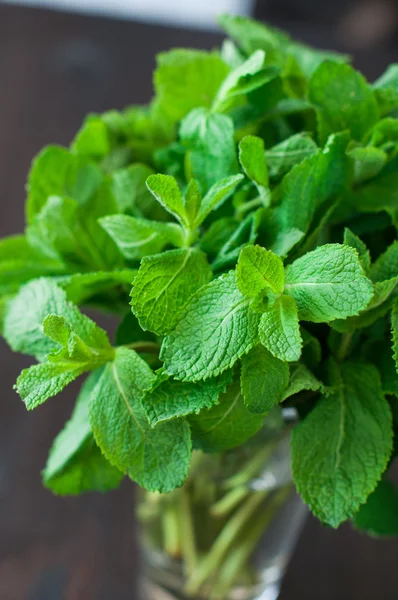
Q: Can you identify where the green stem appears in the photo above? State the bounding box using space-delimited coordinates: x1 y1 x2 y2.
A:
184 489 268 596
179 489 198 577
211 486 249 518
122 341 160 354
223 442 278 490
162 499 181 558
336 333 353 362
209 486 292 600
235 197 265 217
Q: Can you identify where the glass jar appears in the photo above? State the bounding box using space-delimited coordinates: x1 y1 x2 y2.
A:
137 421 307 600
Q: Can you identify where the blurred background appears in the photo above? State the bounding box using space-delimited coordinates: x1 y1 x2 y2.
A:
0 0 398 599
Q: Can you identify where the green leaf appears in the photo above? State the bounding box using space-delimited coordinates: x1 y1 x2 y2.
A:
142 372 231 426
4 278 112 361
131 248 212 335
348 156 398 225
347 146 387 184
284 244 374 322
241 345 289 413
189 379 265 453
110 163 169 222
180 108 238 191
343 228 371 273
16 362 86 410
353 478 398 537
373 64 398 115
26 145 102 224
146 174 188 227
309 62 379 144
15 310 114 410
266 133 318 180
238 135 269 203
199 217 238 256
184 179 202 226
392 300 398 373
218 14 348 77
161 271 260 381
212 209 262 271
195 174 244 227
71 115 111 159
43 369 123 495
89 347 191 493
236 245 284 300
99 214 184 260
154 49 230 122
291 361 393 527
263 133 351 253
212 49 272 112
258 295 302 362
369 241 398 283
56 269 136 305
0 234 65 295
281 364 323 401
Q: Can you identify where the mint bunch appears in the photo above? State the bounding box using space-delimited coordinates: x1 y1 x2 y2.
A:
2 14 398 534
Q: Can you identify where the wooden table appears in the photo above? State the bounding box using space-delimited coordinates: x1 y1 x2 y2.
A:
0 5 397 599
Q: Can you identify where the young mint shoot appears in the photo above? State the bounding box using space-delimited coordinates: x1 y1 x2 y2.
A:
2 13 398 536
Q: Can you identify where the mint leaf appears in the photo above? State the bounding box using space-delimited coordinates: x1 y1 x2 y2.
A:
309 62 379 143
258 295 302 362
373 64 398 115
180 108 238 191
392 300 398 373
347 146 387 184
291 361 393 527
154 49 229 122
266 133 318 180
212 49 270 113
348 156 398 225
194 174 244 227
4 278 112 360
16 361 87 411
263 133 350 253
218 14 348 77
142 372 231 426
161 272 260 381
212 209 262 271
131 248 212 335
352 478 398 537
285 244 374 322
343 228 371 273
369 240 398 282
15 311 114 410
236 245 284 298
99 214 184 260
56 269 136 305
146 174 188 227
238 135 269 203
0 234 65 295
199 217 238 257
26 146 102 224
71 115 111 160
43 369 123 495
241 345 289 413
110 163 169 221
89 347 191 493
189 380 265 453
281 364 323 401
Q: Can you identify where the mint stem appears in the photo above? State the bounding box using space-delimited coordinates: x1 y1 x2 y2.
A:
184 489 268 596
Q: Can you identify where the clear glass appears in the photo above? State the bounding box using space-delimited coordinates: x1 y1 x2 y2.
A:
137 422 307 600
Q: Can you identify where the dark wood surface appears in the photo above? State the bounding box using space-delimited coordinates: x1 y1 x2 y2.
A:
0 5 397 599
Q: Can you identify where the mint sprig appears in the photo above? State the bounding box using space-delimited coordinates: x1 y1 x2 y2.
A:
2 13 398 535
